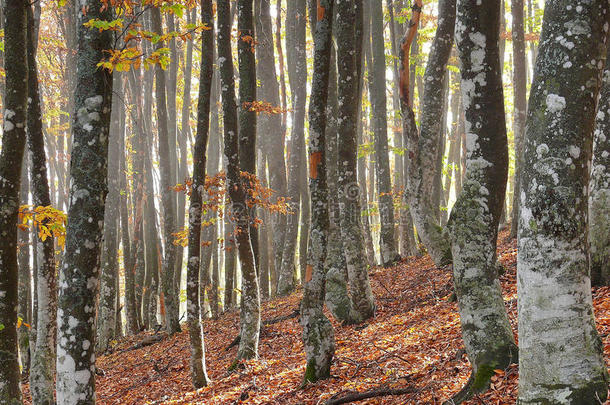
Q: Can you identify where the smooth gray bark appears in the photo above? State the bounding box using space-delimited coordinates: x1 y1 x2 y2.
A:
517 0 609 402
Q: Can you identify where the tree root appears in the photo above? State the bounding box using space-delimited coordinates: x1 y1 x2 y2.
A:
324 386 416 405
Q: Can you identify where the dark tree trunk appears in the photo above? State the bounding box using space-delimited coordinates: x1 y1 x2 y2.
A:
301 0 335 384
55 0 114 400
518 1 609 402
0 0 28 402
238 0 260 274
186 0 213 388
151 7 181 335
218 0 260 364
445 1 517 402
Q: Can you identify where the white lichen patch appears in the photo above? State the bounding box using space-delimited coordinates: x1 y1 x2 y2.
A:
546 94 566 113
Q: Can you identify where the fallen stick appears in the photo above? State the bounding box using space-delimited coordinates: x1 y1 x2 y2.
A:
325 387 416 405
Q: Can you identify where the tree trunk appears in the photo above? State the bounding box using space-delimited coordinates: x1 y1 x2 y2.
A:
509 0 527 238
336 0 376 324
589 43 610 287
0 0 28 401
55 0 113 400
96 77 122 353
186 0 213 388
151 7 181 335
402 0 455 267
517 0 609 402
218 0 261 365
279 0 307 296
301 0 336 384
238 0 260 276
370 0 399 266
18 158 31 375
446 1 517 401
256 0 288 283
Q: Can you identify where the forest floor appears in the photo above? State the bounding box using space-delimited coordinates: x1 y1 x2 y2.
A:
23 231 610 404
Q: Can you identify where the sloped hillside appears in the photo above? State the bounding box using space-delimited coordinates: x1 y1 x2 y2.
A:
24 232 610 404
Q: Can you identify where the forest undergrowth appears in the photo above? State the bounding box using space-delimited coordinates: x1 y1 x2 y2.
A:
22 231 610 404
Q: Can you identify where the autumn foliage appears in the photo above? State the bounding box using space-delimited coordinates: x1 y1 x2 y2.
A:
19 231 608 404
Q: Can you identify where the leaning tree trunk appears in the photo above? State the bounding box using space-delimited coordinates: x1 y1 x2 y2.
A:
370 0 399 266
186 0 213 389
26 5 59 402
517 0 610 402
509 0 527 239
336 0 376 324
590 41 610 287
218 0 261 365
151 6 181 335
0 0 28 402
402 0 454 267
55 0 113 401
445 1 518 402
301 0 336 384
278 0 307 296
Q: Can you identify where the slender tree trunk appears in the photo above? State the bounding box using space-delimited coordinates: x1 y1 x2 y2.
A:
18 159 31 375
186 0 213 388
218 0 260 365
518 0 609 402
301 0 336 384
256 0 288 282
96 78 122 353
445 1 518 402
27 3 58 402
335 0 376 324
370 0 399 266
55 0 113 400
151 7 181 335
238 0 260 275
402 0 455 267
223 200 237 310
590 43 610 287
279 0 307 296
510 0 527 238
0 0 28 401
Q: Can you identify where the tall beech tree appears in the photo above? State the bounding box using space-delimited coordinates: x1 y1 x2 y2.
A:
401 0 455 267
335 0 376 324
369 0 399 266
446 0 517 401
55 0 113 401
0 0 28 401
255 0 288 285
151 6 181 335
301 0 336 384
27 4 58 402
218 0 261 364
279 0 307 296
510 0 527 239
186 0 213 388
238 0 260 270
590 41 610 287
517 0 609 402
97 81 122 353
